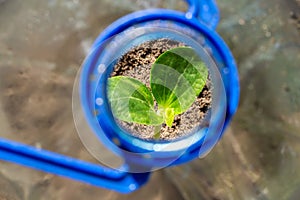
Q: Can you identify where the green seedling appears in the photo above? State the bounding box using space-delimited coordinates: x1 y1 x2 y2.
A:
108 46 208 137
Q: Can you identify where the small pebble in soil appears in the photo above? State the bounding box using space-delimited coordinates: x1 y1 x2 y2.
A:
111 38 212 140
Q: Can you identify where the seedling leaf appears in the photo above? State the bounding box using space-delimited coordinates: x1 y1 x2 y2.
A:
108 76 164 125
150 47 208 117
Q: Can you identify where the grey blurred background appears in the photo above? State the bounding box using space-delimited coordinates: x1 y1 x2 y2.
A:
0 0 300 199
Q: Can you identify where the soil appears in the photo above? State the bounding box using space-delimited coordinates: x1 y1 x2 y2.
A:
111 38 212 140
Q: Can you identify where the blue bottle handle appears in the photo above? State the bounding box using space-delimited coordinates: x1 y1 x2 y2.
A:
0 0 232 194
0 138 150 193
186 0 219 29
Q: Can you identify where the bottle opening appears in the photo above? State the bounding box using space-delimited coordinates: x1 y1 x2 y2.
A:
76 21 228 172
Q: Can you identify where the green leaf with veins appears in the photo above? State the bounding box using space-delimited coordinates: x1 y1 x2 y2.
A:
108 76 164 125
150 47 208 126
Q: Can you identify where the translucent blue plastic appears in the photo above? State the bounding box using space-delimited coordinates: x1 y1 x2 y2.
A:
0 0 239 193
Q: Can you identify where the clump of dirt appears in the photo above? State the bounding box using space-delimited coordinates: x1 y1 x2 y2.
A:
290 11 300 32
111 38 212 140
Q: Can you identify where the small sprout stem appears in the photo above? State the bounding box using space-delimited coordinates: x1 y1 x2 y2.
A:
153 125 161 139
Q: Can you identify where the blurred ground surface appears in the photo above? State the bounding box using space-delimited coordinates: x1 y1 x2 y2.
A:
0 0 300 199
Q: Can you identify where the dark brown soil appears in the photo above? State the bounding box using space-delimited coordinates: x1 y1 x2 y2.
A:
111 38 212 140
